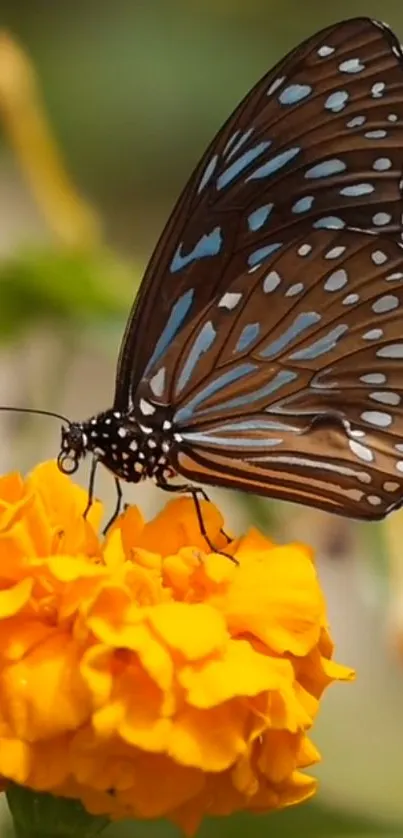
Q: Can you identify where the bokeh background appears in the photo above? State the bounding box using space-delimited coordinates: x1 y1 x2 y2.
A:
1 1 403 836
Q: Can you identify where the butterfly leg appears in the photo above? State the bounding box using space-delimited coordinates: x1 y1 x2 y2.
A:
103 478 123 534
84 458 123 534
188 487 232 547
157 478 234 557
83 456 98 520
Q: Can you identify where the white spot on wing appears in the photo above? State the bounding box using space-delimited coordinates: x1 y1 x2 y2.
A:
267 75 285 96
340 183 374 197
349 439 374 462
377 344 403 358
363 328 383 340
325 245 346 259
324 91 349 112
367 495 382 506
306 159 346 179
343 293 359 305
198 155 218 193
339 57 365 73
263 271 281 293
360 373 386 385
373 211 392 226
318 45 334 57
372 294 399 313
347 115 366 128
365 130 388 140
370 390 400 406
149 367 166 398
279 84 312 105
297 243 312 256
361 410 392 427
371 250 388 265
218 292 242 310
386 272 403 281
139 399 156 416
371 82 385 97
324 269 348 291
384 481 400 492
286 282 304 297
373 158 392 171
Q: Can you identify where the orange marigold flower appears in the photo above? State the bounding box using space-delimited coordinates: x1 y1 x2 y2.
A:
0 461 354 835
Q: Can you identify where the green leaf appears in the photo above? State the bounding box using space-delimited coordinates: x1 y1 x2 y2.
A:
6 785 108 838
0 247 139 341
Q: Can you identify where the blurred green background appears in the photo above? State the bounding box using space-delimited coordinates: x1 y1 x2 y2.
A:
1 1 403 836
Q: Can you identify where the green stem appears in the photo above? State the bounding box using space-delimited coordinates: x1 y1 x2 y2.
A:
14 828 51 838
6 784 109 838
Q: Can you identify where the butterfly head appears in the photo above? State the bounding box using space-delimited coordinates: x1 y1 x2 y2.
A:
58 421 89 474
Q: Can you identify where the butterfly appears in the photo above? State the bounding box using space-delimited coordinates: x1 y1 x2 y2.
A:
56 17 403 532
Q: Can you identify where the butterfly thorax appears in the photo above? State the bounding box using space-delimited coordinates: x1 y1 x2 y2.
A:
57 409 177 484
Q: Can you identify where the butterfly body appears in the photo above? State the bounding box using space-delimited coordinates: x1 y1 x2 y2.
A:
57 17 403 524
59 410 178 486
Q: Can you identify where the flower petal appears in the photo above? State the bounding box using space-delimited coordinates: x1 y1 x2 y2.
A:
0 462 353 834
179 639 294 707
134 498 226 555
2 633 91 739
148 602 227 660
0 578 33 617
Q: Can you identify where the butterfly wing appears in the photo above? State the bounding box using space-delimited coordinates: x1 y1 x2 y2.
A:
115 17 403 410
139 228 403 520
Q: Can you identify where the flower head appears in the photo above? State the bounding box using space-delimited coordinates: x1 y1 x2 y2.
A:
0 462 353 835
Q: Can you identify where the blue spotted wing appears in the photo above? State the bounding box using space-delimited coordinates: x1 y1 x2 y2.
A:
139 229 403 520
115 17 403 411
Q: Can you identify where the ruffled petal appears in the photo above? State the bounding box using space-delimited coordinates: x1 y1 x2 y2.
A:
0 461 353 835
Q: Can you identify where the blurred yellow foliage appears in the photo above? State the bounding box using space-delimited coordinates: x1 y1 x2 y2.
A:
0 31 100 250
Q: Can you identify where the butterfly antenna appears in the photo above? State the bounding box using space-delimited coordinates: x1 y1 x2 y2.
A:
0 406 71 425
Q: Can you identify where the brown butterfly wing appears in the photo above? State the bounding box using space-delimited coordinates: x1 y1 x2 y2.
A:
139 228 403 520
115 17 403 412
